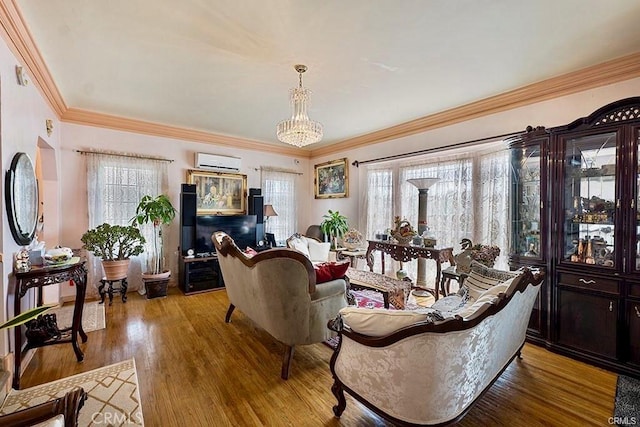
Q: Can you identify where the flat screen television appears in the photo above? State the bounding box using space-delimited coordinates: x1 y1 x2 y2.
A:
195 215 257 254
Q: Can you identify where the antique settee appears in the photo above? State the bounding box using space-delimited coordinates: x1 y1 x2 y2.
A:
0 387 87 427
329 264 544 425
213 231 348 379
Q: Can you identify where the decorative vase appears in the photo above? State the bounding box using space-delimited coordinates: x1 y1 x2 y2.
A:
102 259 130 281
342 229 364 250
396 269 408 280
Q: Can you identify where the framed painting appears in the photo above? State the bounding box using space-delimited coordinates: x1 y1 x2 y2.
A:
314 157 349 199
187 170 247 215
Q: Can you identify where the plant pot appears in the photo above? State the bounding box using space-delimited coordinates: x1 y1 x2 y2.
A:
102 259 130 281
143 271 171 299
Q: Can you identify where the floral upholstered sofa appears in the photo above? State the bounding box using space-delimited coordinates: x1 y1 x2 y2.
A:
329 263 544 426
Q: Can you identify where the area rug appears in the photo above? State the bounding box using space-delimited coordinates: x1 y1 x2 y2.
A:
613 375 640 425
0 358 144 426
49 301 106 333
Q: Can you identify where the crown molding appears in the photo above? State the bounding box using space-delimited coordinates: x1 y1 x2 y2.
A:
0 0 66 115
62 108 309 157
309 51 640 158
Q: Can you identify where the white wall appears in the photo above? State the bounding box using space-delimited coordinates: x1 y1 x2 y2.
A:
57 123 309 297
0 50 62 355
309 77 640 233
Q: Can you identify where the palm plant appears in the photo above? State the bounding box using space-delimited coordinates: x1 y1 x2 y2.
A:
131 194 177 275
320 210 349 249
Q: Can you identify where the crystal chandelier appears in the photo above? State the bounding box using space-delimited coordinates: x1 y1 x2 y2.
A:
276 64 323 147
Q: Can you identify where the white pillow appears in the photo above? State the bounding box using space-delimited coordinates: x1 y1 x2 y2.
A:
308 239 330 262
462 262 520 300
289 236 310 258
339 306 429 337
457 279 513 318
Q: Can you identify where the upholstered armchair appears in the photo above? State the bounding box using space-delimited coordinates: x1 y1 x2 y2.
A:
213 231 348 379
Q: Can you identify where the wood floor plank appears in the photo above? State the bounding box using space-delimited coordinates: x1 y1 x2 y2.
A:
18 287 617 426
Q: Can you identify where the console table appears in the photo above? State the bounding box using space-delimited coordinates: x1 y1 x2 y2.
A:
365 240 454 300
11 259 88 389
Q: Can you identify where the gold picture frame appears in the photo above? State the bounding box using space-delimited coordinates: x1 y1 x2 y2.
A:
314 158 349 199
187 170 247 215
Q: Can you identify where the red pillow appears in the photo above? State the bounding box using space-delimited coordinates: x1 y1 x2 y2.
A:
314 262 350 283
243 247 258 258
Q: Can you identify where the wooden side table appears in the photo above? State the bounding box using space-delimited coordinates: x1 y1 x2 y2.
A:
11 259 88 389
365 240 454 300
340 249 368 267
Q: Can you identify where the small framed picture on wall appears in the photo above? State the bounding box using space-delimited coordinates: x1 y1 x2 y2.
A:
314 158 349 199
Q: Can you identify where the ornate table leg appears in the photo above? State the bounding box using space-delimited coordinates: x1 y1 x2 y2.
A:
98 279 107 304
107 281 115 306
121 278 128 303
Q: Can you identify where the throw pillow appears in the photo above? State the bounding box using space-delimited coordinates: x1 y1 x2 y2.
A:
308 239 331 262
243 247 258 258
340 306 442 336
314 262 350 283
431 294 467 313
456 276 517 318
461 261 520 301
288 236 311 258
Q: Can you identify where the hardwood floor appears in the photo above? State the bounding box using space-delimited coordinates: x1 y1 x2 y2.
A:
19 287 617 426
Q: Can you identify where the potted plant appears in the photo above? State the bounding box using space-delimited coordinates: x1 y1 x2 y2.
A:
320 210 349 250
81 223 146 280
131 194 177 298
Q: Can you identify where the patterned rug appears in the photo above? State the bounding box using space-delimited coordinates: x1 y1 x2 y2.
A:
0 359 144 426
49 301 106 333
613 375 640 425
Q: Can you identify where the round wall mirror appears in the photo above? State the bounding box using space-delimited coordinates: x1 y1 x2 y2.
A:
5 152 39 245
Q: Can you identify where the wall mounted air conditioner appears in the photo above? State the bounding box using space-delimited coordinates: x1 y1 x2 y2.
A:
195 153 241 172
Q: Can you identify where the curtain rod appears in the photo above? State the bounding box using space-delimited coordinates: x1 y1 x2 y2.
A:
75 149 174 163
351 130 522 167
255 167 303 175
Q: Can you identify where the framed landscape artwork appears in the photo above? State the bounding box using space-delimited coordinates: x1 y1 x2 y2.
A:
314 158 349 199
187 170 247 214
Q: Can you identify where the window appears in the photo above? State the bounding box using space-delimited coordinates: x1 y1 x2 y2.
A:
261 169 299 245
85 153 169 292
363 142 510 282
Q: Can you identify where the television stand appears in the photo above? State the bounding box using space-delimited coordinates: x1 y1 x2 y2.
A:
179 255 224 294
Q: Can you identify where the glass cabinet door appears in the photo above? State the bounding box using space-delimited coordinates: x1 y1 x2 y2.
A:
511 144 543 259
562 132 617 267
636 128 640 271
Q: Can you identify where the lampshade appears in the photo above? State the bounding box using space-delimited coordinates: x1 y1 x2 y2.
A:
264 204 278 217
276 64 323 147
407 178 440 190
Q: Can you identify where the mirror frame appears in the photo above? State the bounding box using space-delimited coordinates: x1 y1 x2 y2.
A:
5 152 39 245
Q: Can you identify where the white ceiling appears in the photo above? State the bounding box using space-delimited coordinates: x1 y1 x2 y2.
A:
15 0 640 150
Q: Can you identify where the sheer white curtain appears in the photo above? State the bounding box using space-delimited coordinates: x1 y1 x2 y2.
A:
363 142 510 283
86 153 168 295
363 167 395 273
478 150 510 269
261 168 298 245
